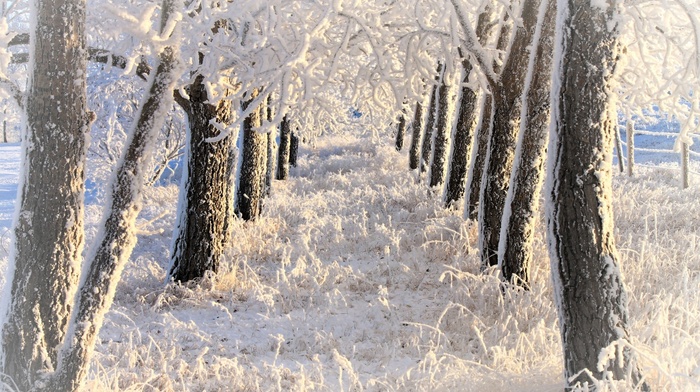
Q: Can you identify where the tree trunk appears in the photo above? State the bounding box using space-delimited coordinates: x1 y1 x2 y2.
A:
1 0 88 388
264 96 275 196
277 115 291 180
408 100 424 170
445 9 494 209
547 0 646 388
465 96 491 221
420 63 442 174
289 131 299 167
236 90 267 221
499 0 556 288
169 75 234 282
50 18 181 390
395 113 406 151
429 68 454 188
444 73 478 207
478 1 542 268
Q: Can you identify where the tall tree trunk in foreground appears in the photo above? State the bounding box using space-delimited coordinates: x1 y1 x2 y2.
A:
478 0 542 268
420 63 442 174
429 68 455 188
445 8 494 209
547 0 646 388
408 100 424 170
1 0 88 388
169 75 234 282
395 113 406 151
277 115 291 180
236 90 267 221
499 0 556 288
2 1 182 390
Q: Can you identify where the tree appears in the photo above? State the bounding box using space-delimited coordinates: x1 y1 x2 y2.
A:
408 99 424 170
277 114 292 180
420 63 442 174
1 0 88 388
444 8 495 209
499 0 556 287
428 65 455 188
1 0 183 389
395 112 406 151
168 74 235 282
235 89 267 221
546 0 647 387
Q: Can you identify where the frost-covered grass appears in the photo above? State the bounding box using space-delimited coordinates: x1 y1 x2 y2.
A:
0 135 698 391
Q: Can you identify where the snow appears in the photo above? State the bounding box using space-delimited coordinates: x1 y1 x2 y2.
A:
0 128 698 390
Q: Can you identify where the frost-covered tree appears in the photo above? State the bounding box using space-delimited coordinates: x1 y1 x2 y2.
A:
277 114 291 180
546 0 647 387
475 0 544 268
1 0 183 389
1 0 89 388
420 62 441 174
169 74 235 282
395 112 406 151
499 0 556 287
428 65 455 188
408 99 424 170
236 89 267 221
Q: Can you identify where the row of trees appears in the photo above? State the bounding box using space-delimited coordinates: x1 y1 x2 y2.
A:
0 0 697 390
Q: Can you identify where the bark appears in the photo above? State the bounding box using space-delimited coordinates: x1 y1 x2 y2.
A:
499 0 556 287
169 75 235 282
444 79 478 208
478 1 542 268
289 131 299 167
445 9 494 209
408 100 424 170
429 69 454 188
547 0 647 388
264 96 275 196
51 27 181 391
465 95 492 221
236 90 267 221
277 115 291 180
420 63 442 174
1 0 88 388
395 114 406 151
465 8 506 221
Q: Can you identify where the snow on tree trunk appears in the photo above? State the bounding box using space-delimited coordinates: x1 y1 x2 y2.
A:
395 113 406 152
444 71 478 208
445 9 494 209
51 42 181 392
170 75 235 282
498 0 556 288
478 0 542 268
289 131 299 167
236 89 267 221
429 68 455 188
546 0 647 388
420 63 442 174
264 96 276 196
465 96 492 221
277 115 291 180
408 100 424 170
0 0 88 388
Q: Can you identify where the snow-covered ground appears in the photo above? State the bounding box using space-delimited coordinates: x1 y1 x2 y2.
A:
0 134 699 391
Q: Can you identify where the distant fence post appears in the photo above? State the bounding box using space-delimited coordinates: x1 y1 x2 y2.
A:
615 124 624 173
681 140 689 189
626 121 634 177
